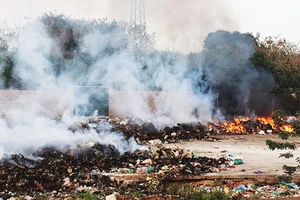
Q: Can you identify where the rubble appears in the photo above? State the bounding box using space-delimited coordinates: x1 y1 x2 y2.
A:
65 115 299 156
69 116 294 141
2 141 299 199
0 136 228 198
219 180 300 199
1 116 299 199
68 117 212 144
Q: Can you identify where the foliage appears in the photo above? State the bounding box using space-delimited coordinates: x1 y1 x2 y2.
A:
0 50 22 89
277 175 293 183
267 110 300 166
39 13 130 85
251 33 300 94
0 13 159 89
266 139 296 151
291 120 300 135
272 109 287 126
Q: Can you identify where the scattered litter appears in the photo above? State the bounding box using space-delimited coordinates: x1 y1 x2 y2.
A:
234 156 243 165
281 181 298 189
0 116 297 199
254 170 263 174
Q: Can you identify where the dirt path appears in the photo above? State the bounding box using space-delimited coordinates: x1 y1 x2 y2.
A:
166 134 300 175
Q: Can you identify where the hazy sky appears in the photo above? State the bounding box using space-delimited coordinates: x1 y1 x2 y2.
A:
0 0 299 52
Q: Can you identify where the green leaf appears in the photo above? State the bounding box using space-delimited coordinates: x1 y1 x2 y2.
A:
279 131 290 140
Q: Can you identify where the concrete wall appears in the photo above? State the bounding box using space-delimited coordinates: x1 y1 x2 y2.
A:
0 89 196 119
0 90 74 118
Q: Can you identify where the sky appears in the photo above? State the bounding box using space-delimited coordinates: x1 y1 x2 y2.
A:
0 0 299 52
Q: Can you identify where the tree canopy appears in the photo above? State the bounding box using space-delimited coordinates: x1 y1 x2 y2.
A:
251 33 300 94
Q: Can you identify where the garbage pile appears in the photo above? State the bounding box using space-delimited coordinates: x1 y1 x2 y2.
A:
218 179 300 199
69 117 210 143
0 139 228 198
1 116 298 199
68 116 294 138
208 116 280 135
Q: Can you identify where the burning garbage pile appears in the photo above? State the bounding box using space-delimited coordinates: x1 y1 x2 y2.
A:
0 138 228 198
67 115 295 143
2 140 300 200
0 116 232 198
0 115 299 199
68 117 210 144
208 116 294 135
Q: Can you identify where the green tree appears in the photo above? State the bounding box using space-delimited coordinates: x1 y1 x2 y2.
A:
267 110 300 167
251 33 300 94
1 53 17 88
0 13 158 89
0 37 21 89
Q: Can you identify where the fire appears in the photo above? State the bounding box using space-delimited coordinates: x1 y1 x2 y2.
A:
222 117 248 134
211 116 295 134
280 124 294 132
257 117 275 129
208 124 213 131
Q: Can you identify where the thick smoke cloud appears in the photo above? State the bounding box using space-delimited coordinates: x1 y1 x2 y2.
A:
0 18 142 158
15 20 56 89
201 30 275 116
0 13 273 159
79 24 215 124
0 15 218 158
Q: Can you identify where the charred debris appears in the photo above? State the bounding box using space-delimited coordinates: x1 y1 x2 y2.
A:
68 116 279 142
0 116 280 198
68 117 210 143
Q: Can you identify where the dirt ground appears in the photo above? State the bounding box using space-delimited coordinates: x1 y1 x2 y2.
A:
166 134 300 175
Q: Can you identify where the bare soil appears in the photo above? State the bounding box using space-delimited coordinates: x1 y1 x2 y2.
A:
166 134 300 175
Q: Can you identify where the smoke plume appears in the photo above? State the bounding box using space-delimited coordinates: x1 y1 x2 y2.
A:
0 10 272 159
201 30 274 116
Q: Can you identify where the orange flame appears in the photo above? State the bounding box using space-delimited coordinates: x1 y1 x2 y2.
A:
280 124 294 132
257 117 275 129
223 117 248 134
212 116 295 134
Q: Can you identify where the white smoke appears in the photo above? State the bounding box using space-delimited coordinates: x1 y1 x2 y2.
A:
0 14 223 158
78 25 217 125
0 115 138 159
0 18 140 158
14 19 56 89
